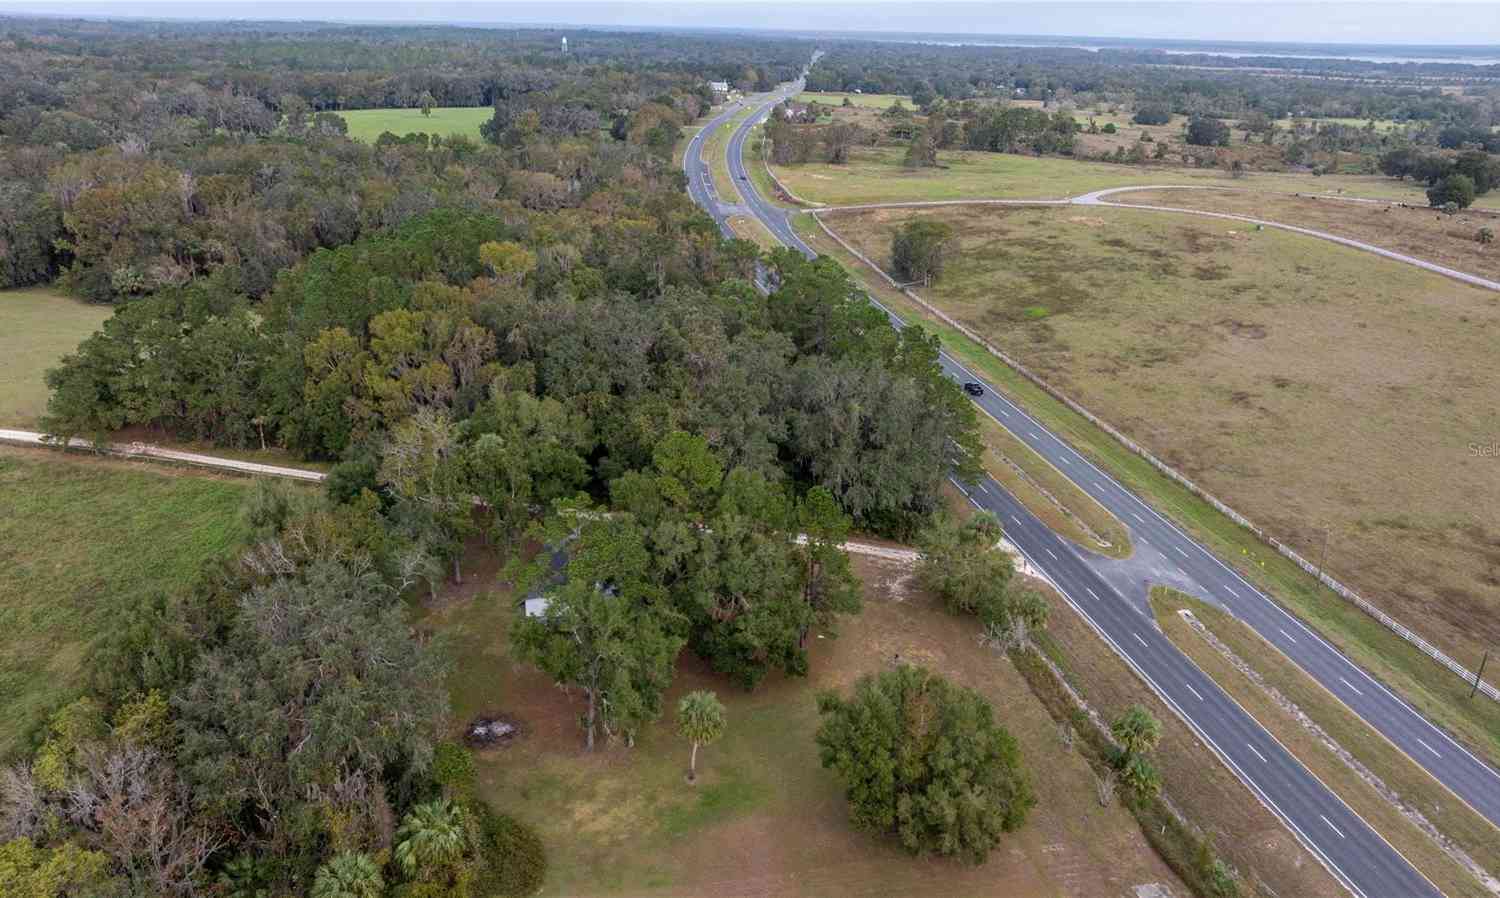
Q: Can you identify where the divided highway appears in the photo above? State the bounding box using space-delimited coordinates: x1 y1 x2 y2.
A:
685 82 1500 898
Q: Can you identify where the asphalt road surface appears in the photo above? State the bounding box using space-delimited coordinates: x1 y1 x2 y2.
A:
688 83 1500 898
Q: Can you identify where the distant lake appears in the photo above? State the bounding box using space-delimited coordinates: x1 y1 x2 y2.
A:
898 36 1500 67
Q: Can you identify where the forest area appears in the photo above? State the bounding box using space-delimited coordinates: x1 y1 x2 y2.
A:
0 17 1044 898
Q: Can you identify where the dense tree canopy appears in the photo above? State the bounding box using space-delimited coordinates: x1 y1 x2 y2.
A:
815 665 1035 863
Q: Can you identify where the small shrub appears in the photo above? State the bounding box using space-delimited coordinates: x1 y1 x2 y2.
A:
1101 122 1117 134
431 741 476 798
471 803 547 897
1478 226 1494 245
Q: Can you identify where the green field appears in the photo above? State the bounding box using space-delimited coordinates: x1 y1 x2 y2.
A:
0 287 110 427
796 91 911 109
770 146 1458 207
337 106 493 142
0 449 251 757
428 555 1181 896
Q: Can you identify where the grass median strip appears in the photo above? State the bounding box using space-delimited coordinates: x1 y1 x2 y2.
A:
793 209 1500 771
1152 587 1496 898
975 413 1132 559
704 103 757 205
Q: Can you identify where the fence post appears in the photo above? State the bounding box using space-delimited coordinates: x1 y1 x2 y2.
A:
1473 651 1490 700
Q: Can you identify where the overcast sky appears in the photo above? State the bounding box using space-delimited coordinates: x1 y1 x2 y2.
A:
4 2 1500 46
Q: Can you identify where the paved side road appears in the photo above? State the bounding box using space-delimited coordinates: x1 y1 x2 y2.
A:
708 87 1488 898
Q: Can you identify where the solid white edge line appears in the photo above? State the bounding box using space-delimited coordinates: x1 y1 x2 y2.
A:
998 537 1372 898
1031 413 1500 792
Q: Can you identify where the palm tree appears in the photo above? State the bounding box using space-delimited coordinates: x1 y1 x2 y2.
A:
311 852 384 898
676 690 727 783
1111 705 1161 759
394 799 469 881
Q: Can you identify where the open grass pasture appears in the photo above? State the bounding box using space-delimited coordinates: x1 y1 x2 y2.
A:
337 106 492 142
0 448 251 757
426 553 1183 897
826 204 1500 685
768 146 1465 207
0 287 110 427
1112 187 1500 282
794 209 1500 772
795 91 911 109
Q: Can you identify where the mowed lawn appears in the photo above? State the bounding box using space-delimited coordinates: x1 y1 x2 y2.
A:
337 106 492 142
769 145 1469 207
0 287 110 427
0 449 251 757
828 205 1500 670
427 554 1182 897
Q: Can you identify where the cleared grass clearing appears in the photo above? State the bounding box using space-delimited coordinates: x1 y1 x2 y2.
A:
337 106 492 143
0 287 110 427
1112 187 1500 283
795 91 910 109
0 447 251 758
769 145 1467 207
792 209 1500 769
1153 588 1500 898
831 203 1500 686
427 551 1182 897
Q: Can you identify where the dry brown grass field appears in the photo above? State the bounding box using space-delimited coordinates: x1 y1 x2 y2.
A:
1112 188 1500 283
825 204 1500 673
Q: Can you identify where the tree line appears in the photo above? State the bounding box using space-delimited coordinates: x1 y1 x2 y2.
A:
0 18 811 297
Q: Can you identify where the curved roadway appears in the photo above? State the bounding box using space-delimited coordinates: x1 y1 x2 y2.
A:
687 83 1500 898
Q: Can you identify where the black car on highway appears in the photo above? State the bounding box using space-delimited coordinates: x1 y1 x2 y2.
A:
963 381 984 397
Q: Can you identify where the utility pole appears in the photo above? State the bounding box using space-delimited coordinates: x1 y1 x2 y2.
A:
1473 651 1490 700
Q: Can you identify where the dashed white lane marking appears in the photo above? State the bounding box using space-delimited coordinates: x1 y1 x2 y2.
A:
1279 628 1298 644
1173 545 1190 558
1185 682 1204 701
1320 815 1346 839
1095 481 1107 491
1031 431 1042 440
1046 548 1059 560
1247 744 1268 763
1416 738 1442 758
1224 584 1239 597
1133 633 1149 647
1339 676 1365 696
1058 456 1069 465
1131 511 1144 523
1086 587 1101 601
1010 515 1022 525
